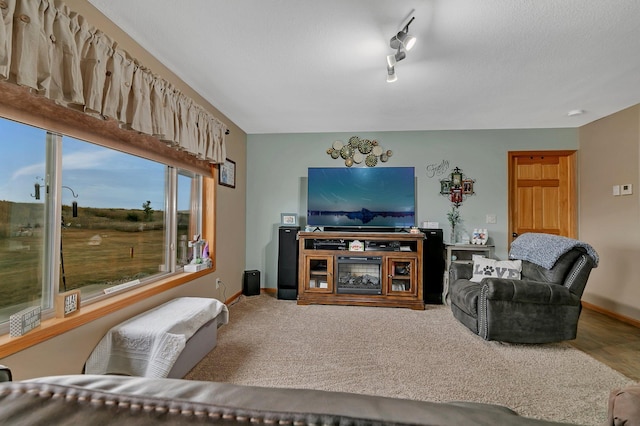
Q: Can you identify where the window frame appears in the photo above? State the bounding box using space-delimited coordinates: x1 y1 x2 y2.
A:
0 83 217 357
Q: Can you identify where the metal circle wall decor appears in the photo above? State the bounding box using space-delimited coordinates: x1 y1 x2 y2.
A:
365 154 378 167
340 145 353 159
326 136 393 167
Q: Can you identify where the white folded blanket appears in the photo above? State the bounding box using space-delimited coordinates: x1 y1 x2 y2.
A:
85 297 228 378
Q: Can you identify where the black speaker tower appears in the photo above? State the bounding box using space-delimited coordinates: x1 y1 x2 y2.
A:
277 226 299 300
243 270 260 296
420 228 445 304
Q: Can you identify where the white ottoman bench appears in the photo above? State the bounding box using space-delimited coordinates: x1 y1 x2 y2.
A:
85 297 228 378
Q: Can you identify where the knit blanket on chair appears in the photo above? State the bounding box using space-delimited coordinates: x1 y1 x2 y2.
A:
509 233 599 269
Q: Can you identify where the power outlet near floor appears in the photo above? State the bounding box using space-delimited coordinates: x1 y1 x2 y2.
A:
216 278 221 289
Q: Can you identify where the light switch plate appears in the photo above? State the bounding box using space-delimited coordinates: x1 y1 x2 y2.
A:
621 184 633 195
613 185 620 196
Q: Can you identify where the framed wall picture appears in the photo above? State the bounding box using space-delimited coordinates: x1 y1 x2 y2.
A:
440 179 451 195
451 170 462 187
451 188 463 204
219 158 236 188
462 179 474 194
280 213 298 226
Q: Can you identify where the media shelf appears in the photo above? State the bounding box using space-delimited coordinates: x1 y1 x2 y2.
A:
297 231 425 310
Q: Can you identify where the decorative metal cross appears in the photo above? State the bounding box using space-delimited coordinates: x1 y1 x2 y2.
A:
439 167 475 207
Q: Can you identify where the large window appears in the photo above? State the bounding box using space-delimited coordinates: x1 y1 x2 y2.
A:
0 116 202 327
0 120 49 322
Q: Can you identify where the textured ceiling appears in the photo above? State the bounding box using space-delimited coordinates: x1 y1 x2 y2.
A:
87 0 640 134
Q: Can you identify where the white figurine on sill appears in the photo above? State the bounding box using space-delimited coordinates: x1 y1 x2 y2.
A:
188 234 205 264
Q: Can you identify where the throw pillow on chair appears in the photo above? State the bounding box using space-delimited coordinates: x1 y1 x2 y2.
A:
470 257 522 283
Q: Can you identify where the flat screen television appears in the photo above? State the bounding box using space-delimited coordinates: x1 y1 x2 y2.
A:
307 166 415 230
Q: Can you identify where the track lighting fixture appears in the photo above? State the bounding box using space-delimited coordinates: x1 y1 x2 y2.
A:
386 16 415 82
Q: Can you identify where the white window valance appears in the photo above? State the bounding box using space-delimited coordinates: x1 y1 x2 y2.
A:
0 0 226 163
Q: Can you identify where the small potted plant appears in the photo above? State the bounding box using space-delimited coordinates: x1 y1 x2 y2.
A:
447 206 461 243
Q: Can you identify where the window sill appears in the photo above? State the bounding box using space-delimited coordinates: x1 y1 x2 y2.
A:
0 269 212 358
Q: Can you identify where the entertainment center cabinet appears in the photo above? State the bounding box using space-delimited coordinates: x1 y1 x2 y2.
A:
297 231 425 310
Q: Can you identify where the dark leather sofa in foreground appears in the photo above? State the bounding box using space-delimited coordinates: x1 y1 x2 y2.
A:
0 375 573 425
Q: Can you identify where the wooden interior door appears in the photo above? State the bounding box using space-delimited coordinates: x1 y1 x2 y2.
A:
508 150 577 246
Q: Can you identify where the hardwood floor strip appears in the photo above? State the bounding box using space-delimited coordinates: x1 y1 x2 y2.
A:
571 308 640 381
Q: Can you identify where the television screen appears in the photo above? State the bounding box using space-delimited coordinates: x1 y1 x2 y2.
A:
307 167 415 229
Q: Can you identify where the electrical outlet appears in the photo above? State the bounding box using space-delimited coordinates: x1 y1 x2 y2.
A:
621 184 633 195
215 278 221 289
486 214 497 224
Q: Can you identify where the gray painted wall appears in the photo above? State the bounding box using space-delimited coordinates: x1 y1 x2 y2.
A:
246 128 578 290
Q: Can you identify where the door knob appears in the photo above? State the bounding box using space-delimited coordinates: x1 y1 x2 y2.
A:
512 232 518 238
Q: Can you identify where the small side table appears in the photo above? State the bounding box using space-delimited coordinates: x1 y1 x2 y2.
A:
443 244 495 304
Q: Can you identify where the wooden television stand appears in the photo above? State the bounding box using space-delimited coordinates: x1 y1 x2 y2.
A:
297 231 424 310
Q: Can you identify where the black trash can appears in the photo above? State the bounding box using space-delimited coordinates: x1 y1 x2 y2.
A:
243 270 260 296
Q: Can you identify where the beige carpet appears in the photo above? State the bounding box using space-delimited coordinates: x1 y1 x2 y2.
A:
185 294 634 425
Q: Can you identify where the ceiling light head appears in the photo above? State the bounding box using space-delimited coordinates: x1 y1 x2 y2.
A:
386 66 397 83
386 54 396 68
403 34 416 51
386 50 406 67
390 31 416 51
567 109 585 117
389 17 416 51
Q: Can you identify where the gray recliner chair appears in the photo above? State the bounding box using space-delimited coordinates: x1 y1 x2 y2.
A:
449 233 598 344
